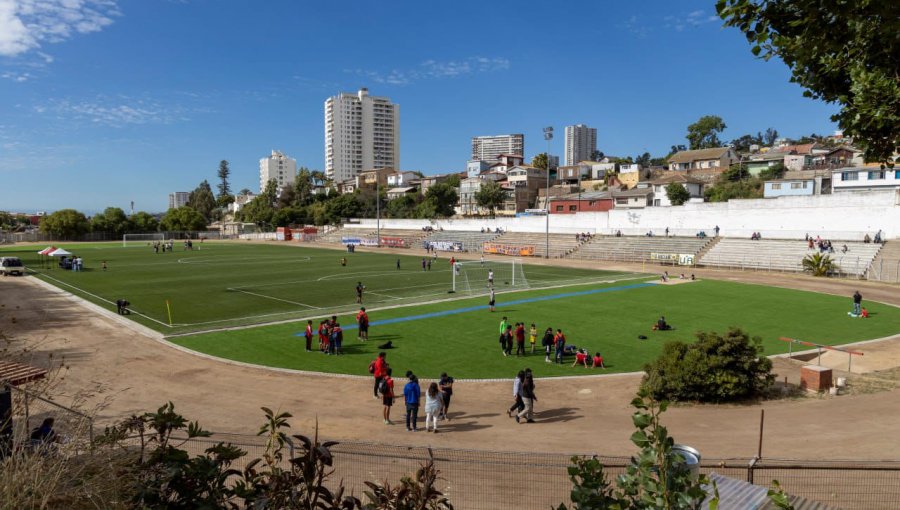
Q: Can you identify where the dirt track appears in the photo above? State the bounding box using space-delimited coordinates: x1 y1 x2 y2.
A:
2 244 899 461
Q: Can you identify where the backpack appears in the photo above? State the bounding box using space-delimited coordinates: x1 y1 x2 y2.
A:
378 378 389 396
368 361 376 374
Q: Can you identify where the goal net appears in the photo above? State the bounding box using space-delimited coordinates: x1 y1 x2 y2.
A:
452 258 529 294
123 233 166 247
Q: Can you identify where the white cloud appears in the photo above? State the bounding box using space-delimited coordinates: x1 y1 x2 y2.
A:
349 56 510 86
35 94 193 127
0 0 120 57
665 9 720 32
1 70 31 81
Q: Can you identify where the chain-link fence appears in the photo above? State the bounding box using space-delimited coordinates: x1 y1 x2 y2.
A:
161 432 900 510
866 258 900 283
2 385 94 456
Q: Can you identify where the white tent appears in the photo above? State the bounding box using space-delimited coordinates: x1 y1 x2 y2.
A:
48 248 72 257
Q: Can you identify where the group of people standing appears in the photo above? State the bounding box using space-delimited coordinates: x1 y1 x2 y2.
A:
370 352 454 433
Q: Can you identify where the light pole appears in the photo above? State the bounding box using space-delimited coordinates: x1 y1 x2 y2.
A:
543 126 553 259
375 152 383 247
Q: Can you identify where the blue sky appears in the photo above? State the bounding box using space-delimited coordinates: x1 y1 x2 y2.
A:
0 0 838 213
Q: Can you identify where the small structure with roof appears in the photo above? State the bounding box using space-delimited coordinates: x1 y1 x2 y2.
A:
668 147 739 171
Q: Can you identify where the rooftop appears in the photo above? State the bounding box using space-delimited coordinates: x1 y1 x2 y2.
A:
668 147 732 164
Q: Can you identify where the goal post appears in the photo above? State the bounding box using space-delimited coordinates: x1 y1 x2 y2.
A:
452 258 529 294
123 233 166 247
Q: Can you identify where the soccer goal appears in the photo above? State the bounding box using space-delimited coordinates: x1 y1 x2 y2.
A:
452 258 529 294
123 233 166 247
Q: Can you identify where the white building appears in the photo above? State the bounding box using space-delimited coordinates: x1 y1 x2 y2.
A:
168 192 189 210
259 150 297 194
832 167 900 192
564 124 597 166
471 134 524 162
387 171 419 187
324 88 400 183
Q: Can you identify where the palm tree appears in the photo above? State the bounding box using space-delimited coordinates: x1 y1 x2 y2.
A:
802 252 838 277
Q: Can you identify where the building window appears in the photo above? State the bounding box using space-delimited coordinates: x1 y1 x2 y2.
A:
791 182 802 189
569 205 577 212
653 199 661 206
771 183 782 190
555 205 563 212
841 171 859 181
616 198 628 205
868 171 886 180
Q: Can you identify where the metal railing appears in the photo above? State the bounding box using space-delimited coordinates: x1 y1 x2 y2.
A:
866 258 900 284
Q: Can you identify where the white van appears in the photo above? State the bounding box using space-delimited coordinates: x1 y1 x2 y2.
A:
0 256 26 276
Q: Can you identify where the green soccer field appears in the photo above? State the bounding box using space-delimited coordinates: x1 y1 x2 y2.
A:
168 279 900 379
1 242 632 334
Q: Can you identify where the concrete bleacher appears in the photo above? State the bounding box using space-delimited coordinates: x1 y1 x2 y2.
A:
569 236 711 263
425 231 501 252
698 239 883 276
490 232 586 258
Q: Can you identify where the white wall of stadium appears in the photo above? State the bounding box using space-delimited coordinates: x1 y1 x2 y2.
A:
348 190 899 241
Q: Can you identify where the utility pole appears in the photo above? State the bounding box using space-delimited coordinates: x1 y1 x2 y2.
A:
543 127 553 259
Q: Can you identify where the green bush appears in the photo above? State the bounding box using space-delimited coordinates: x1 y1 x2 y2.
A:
641 328 774 402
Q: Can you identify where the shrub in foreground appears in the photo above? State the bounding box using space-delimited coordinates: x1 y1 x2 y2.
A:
641 327 774 403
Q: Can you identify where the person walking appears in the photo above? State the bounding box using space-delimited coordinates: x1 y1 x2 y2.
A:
853 290 863 316
424 382 443 433
403 374 421 432
542 327 554 362
396 258 401 270
380 368 395 425
356 282 365 304
507 371 525 417
371 352 388 398
488 287 496 312
516 373 536 423
304 320 313 352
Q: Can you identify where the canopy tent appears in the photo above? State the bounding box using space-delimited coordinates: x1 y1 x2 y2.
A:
37 246 57 255
48 248 72 257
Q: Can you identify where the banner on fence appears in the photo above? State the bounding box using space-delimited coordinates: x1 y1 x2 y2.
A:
380 237 408 248
426 240 463 252
650 252 695 266
276 227 293 241
483 243 535 256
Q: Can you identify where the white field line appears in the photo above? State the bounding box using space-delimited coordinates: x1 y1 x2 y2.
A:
166 273 654 336
227 288 316 309
28 270 173 328
366 291 402 300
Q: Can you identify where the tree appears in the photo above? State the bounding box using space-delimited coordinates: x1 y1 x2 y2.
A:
291 168 314 207
730 133 763 153
474 181 505 218
531 153 549 171
718 0 900 165
187 180 218 222
758 162 786 181
90 207 132 237
703 178 763 202
635 152 652 167
669 144 687 156
642 327 774 403
216 160 231 198
665 183 691 206
686 115 727 150
385 193 419 219
802 252 838 277
763 127 779 146
160 206 207 231
423 182 458 218
129 211 159 232
40 209 90 240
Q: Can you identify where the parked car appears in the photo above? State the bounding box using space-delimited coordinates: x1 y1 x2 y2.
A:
0 256 26 276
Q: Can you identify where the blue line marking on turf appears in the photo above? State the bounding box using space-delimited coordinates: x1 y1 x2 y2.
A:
295 281 654 334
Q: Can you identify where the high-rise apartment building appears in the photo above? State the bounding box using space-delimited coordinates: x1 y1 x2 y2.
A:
471 134 525 162
259 150 297 194
324 88 400 183
564 124 597 166
168 192 189 210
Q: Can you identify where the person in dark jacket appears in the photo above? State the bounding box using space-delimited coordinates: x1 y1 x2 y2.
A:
403 374 421 432
516 373 537 423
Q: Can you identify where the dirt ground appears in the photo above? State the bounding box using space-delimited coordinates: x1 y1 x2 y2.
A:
2 245 900 462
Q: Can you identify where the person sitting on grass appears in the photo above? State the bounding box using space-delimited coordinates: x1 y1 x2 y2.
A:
572 348 589 368
592 352 606 369
861 307 869 319
653 316 672 331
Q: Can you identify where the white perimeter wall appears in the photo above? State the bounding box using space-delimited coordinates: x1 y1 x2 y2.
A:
349 190 900 241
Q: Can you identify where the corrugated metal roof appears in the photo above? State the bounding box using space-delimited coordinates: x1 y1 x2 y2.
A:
703 473 839 510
